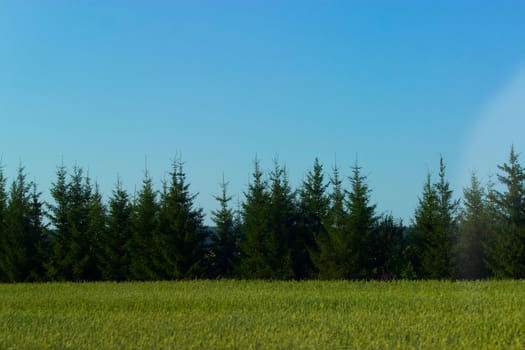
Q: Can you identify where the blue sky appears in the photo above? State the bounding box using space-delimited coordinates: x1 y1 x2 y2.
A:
1 1 525 224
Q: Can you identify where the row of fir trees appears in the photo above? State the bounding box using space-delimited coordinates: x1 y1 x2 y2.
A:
0 147 524 282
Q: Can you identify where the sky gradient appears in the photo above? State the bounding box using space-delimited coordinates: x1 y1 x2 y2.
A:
2 1 525 224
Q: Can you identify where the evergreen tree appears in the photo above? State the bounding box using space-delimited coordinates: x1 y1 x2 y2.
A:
0 167 47 282
345 162 378 279
158 159 206 279
128 171 161 280
495 147 525 226
47 166 104 281
297 158 329 279
433 157 459 278
46 166 70 280
6 148 525 282
0 167 28 282
314 163 351 279
209 176 240 278
265 161 295 279
102 178 132 281
29 182 50 280
84 183 106 280
413 157 458 279
410 174 439 278
456 172 490 279
0 167 7 281
486 146 525 278
239 159 273 279
66 168 98 281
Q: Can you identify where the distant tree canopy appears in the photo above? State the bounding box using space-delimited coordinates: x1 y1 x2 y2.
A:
1 146 524 282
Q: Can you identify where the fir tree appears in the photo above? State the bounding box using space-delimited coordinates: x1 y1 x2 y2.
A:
456 172 490 279
158 159 206 279
0 167 47 282
66 167 96 281
413 157 458 279
128 171 160 280
486 146 525 278
432 157 459 278
209 176 240 278
102 178 133 281
0 166 7 281
314 163 351 279
266 161 295 279
28 182 49 280
297 158 329 279
0 167 29 282
46 166 103 281
239 159 273 279
46 165 70 280
410 174 439 279
495 146 525 226
84 183 106 280
345 162 378 279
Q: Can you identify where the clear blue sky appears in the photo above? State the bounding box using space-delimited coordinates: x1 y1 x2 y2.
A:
2 1 525 225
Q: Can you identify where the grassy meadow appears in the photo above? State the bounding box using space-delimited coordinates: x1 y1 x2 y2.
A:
1 280 524 349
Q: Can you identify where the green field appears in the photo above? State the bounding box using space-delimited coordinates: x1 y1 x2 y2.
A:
1 280 524 349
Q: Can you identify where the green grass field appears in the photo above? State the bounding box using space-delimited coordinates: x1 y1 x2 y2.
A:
1 280 524 349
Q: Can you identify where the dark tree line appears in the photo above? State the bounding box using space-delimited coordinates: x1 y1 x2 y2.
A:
1 147 525 282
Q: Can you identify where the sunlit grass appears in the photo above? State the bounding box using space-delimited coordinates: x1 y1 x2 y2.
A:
1 280 524 349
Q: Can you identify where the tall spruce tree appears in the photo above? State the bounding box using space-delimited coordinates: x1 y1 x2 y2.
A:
456 172 490 279
432 157 459 278
84 183 106 280
28 182 49 281
239 159 273 279
345 162 377 279
46 165 70 280
314 163 351 279
266 161 295 279
102 178 133 281
486 146 525 278
413 157 458 279
0 167 7 281
0 167 28 282
158 159 206 279
128 171 161 280
209 176 240 278
59 167 100 281
297 158 329 279
0 167 47 282
411 174 439 279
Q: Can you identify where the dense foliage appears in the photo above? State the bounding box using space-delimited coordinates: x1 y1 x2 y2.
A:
1 280 524 349
1 147 525 281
